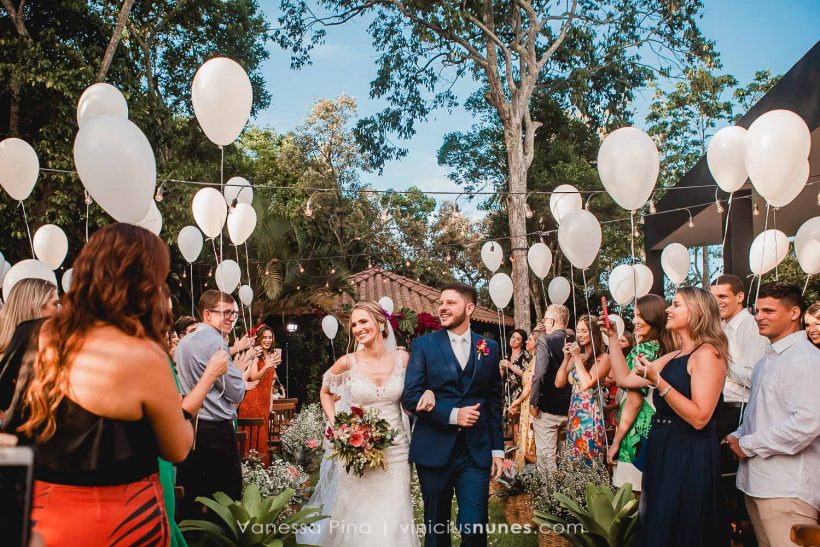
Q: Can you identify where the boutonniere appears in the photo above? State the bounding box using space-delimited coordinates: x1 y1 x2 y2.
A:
476 339 490 360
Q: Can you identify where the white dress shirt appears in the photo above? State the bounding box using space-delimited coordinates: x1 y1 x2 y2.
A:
734 331 820 510
722 308 770 403
445 328 504 460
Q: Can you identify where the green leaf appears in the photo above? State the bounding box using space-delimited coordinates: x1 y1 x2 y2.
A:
178 519 236 546
195 496 240 537
243 484 263 519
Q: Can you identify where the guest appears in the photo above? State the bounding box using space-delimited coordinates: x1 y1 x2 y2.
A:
804 302 820 347
174 315 199 339
608 286 728 546
238 324 281 463
17 223 194 546
603 331 635 431
500 328 530 436
271 377 287 400
607 294 674 492
175 290 248 521
529 304 572 470
725 283 820 547
509 326 543 469
555 314 610 465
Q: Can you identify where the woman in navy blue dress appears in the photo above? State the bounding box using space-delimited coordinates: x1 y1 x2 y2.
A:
605 286 729 546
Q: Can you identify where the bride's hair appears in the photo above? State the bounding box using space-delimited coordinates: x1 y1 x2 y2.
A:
347 301 389 352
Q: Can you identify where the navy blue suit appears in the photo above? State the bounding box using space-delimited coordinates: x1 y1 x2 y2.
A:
403 328 504 547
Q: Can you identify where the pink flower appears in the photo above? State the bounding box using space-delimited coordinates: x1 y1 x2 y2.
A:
287 466 300 478
502 459 514 471
349 432 365 448
307 439 320 449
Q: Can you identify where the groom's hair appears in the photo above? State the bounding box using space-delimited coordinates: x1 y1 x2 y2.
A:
441 282 477 305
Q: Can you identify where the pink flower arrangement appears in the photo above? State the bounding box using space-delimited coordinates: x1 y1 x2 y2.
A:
326 405 398 477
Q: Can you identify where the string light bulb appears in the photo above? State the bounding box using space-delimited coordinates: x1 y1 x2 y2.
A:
648 199 656 214
405 260 411 267
303 202 314 218
299 264 305 273
154 186 164 202
715 199 724 214
525 203 534 219
296 285 300 290
207 269 212 277
688 215 695 229
84 191 93 205
452 204 461 219
380 208 390 222
331 267 336 275
265 269 270 275
368 260 373 269
753 201 760 216
325 281 329 288
816 190 819 206
182 270 187 278
446 253 452 262
633 225 641 238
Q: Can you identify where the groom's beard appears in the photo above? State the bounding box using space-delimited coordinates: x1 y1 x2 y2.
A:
442 309 468 330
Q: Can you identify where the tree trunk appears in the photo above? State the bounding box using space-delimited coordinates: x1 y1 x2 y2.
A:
96 0 136 82
505 121 531 329
701 245 709 287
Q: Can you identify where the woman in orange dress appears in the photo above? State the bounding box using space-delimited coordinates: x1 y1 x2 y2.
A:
238 325 280 463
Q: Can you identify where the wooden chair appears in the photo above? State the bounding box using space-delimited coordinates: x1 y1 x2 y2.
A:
236 430 248 459
269 401 297 455
791 525 820 547
237 417 266 460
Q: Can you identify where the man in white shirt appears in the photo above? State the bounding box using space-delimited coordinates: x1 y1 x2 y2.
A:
725 282 820 547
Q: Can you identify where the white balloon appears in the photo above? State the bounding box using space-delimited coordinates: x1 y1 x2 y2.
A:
547 277 571 305
557 210 602 269
767 160 809 208
481 241 503 272
608 314 626 339
2 259 57 301
706 126 748 193
749 229 789 276
135 202 163 235
795 217 820 275
238 284 254 307
488 273 514 309
661 243 690 286
191 57 253 146
76 83 128 128
227 202 257 245
177 226 204 263
597 127 660 211
33 224 68 270
378 296 395 315
321 315 339 340
0 260 11 289
214 259 241 293
632 263 654 298
745 110 811 205
224 176 253 207
527 243 552 279
608 264 637 305
0 252 3 265
73 115 155 223
192 187 228 238
62 268 73 293
0 138 39 201
549 184 582 224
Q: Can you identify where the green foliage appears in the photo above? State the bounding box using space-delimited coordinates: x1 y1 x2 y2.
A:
533 483 638 547
179 484 326 547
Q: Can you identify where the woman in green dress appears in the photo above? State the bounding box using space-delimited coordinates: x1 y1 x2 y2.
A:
606 295 674 492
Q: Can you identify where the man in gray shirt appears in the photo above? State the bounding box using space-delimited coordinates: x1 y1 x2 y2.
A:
175 290 247 520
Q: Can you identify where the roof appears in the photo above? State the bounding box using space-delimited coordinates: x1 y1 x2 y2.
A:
336 268 514 326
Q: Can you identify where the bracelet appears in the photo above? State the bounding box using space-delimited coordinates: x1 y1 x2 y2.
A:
659 385 672 398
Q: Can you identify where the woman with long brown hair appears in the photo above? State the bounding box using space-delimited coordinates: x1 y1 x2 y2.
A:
606 287 728 546
19 223 194 547
607 294 675 492
238 324 281 463
555 314 611 465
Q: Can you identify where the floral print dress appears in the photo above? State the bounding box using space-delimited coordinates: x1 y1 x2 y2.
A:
565 361 606 465
616 340 660 464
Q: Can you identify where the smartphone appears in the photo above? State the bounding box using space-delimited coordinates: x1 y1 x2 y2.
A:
274 348 282 359
0 446 34 547
601 296 611 330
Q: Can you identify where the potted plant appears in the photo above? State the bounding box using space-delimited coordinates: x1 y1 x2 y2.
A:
533 482 638 547
179 484 326 546
279 403 326 473
526 453 612 547
495 460 536 526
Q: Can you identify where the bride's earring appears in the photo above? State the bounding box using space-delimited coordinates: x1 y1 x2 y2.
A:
380 326 385 332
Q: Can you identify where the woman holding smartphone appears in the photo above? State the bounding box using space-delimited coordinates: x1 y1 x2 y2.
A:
238 324 281 463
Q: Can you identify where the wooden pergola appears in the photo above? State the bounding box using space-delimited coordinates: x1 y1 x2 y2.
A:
644 40 820 293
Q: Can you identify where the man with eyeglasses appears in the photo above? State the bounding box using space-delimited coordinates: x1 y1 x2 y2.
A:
175 290 247 522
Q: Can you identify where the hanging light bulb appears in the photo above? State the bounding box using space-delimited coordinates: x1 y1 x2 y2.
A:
816 190 819 206
380 207 390 222
638 214 645 225
296 285 300 290
84 191 93 205
368 260 373 269
405 260 411 267
446 253 452 262
331 267 336 274
753 201 760 216
182 270 187 278
648 199 656 214
303 202 314 218
525 203 534 219
452 204 461 219
633 225 640 238
154 185 164 202
265 269 270 275
299 264 305 273
688 216 695 229
715 199 724 214
207 269 212 277
325 281 329 288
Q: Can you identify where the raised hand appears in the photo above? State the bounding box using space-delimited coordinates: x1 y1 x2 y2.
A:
204 349 229 379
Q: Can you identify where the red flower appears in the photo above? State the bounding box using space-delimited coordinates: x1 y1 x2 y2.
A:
325 426 334 440
351 406 364 418
349 432 365 447
476 339 489 356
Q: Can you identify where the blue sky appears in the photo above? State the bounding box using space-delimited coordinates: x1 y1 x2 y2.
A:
254 1 820 216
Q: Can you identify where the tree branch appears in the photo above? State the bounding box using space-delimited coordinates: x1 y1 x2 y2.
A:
1 0 28 37
96 0 136 82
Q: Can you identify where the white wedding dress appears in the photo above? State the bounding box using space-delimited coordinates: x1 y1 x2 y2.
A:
319 352 420 547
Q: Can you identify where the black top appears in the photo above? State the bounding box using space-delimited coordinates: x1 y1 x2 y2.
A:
530 329 572 415
0 318 44 415
34 397 159 486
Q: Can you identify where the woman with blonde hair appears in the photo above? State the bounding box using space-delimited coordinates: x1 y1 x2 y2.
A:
606 286 728 546
804 302 820 347
0 278 61 357
509 325 543 469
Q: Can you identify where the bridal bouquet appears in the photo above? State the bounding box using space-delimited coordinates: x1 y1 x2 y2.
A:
325 405 398 477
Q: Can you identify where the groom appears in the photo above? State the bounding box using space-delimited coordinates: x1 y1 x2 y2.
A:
403 282 504 547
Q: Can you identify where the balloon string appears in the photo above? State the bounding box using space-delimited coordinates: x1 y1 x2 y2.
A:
753 203 771 310
630 211 635 261
540 278 548 315
581 268 609 457
497 308 509 360
219 145 224 264
719 193 734 273
210 237 220 287
85 200 90 243
243 242 252 286
190 263 195 316
19 201 34 257
773 208 779 281
235 244 248 335
570 264 578 324
803 274 811 296
330 339 336 362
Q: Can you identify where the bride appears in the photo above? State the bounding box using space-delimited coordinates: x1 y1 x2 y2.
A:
316 301 433 547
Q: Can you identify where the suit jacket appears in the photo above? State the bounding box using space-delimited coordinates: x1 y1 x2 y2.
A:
402 328 503 468
529 329 572 415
